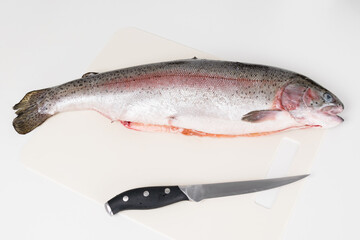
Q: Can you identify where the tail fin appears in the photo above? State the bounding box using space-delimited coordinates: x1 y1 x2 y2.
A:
13 89 52 134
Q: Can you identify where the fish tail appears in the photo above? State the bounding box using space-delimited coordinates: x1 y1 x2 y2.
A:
13 88 52 134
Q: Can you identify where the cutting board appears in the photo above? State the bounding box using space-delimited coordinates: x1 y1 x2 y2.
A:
21 28 324 240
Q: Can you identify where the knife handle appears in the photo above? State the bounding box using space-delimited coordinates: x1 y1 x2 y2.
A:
105 186 189 215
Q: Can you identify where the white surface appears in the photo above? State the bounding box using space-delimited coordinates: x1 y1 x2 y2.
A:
255 138 300 209
20 28 323 240
0 1 359 240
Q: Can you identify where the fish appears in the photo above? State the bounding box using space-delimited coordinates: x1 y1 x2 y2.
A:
12 58 344 137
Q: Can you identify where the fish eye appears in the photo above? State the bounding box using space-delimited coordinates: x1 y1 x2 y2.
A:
323 92 333 103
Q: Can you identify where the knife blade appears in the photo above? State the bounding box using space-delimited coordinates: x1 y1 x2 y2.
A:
105 174 308 215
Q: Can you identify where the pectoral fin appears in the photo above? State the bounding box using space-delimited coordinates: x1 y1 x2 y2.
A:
242 110 282 123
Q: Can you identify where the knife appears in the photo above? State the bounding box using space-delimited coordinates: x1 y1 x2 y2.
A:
105 174 308 215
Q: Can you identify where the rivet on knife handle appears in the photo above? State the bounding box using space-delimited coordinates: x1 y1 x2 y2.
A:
105 186 189 215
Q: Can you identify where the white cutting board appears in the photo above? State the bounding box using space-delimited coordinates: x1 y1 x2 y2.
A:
21 28 324 240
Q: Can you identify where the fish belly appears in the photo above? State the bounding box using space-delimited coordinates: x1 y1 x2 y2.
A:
89 78 301 136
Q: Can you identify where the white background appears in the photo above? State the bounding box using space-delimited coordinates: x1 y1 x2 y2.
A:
1 0 359 239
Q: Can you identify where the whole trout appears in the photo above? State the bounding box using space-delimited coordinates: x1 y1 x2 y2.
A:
13 59 344 136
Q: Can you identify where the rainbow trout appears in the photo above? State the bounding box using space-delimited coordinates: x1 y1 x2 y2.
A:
13 58 344 136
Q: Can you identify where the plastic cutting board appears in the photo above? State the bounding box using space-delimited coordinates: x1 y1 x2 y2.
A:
21 28 324 240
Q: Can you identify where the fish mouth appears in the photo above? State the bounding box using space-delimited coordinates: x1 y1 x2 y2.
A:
320 104 344 122
321 104 344 114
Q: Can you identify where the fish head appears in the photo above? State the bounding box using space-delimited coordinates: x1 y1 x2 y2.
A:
281 76 344 128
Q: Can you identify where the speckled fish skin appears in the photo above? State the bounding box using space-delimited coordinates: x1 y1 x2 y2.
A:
12 58 344 135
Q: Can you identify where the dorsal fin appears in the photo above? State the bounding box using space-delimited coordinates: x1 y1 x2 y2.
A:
82 72 99 78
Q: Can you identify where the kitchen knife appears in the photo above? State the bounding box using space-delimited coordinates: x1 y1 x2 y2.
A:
105 174 308 215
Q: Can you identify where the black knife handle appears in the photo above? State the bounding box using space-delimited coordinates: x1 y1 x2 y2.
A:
105 186 189 215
